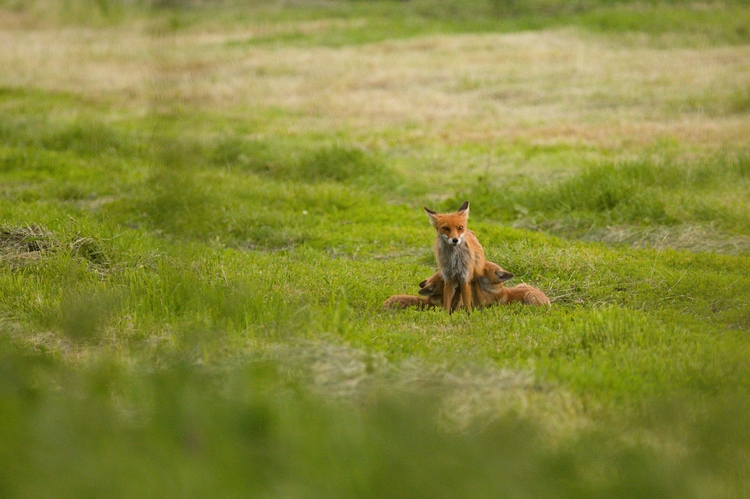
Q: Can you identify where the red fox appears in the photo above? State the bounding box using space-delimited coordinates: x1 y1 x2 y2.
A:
419 262 551 308
424 201 486 313
475 262 551 307
382 272 450 310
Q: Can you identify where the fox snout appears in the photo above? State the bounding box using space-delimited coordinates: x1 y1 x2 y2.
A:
442 234 462 246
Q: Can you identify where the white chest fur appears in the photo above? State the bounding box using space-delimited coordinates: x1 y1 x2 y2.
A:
436 238 472 284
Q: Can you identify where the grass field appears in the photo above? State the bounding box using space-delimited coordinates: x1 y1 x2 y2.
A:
2 1 750 497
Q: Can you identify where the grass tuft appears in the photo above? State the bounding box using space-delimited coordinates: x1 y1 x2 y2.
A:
70 235 112 267
299 145 383 183
211 138 387 185
461 161 671 229
0 224 54 255
461 151 750 243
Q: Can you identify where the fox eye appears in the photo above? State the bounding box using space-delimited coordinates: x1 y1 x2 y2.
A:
458 226 464 231
442 227 449 231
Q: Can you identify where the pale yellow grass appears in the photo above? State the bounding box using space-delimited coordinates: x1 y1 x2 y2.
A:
586 223 750 254
2 16 749 150
262 339 589 435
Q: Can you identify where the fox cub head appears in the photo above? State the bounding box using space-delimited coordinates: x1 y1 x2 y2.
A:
424 201 470 247
477 262 514 293
418 272 444 298
417 272 457 308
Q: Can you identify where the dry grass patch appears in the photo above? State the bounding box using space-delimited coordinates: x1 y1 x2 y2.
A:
262 339 588 434
226 30 750 145
585 223 750 255
1 26 749 148
0 224 54 265
0 27 150 100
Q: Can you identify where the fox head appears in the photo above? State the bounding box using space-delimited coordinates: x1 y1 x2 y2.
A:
424 201 470 247
418 272 459 308
477 262 514 292
418 272 444 298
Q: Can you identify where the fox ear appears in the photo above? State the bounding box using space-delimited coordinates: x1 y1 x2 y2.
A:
418 285 434 296
424 207 439 226
457 201 469 216
495 270 514 282
424 207 438 219
418 279 428 288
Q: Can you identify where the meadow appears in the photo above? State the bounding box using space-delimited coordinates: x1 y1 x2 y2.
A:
1 0 750 497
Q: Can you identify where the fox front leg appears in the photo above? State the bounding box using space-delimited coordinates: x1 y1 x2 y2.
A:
460 281 473 313
443 282 456 313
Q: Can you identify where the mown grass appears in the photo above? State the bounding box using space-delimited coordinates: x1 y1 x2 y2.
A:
2 1 750 497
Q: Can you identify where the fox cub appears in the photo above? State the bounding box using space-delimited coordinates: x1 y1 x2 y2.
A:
383 263 550 310
418 262 550 308
424 201 485 313
382 272 447 310
475 262 551 307
381 294 434 310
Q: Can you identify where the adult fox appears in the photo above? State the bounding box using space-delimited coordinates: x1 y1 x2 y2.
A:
424 201 485 313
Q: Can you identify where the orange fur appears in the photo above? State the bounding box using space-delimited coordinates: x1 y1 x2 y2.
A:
382 294 435 310
423 201 486 313
418 272 460 309
476 262 551 307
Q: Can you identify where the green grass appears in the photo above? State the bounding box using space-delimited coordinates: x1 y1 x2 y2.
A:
2 1 750 498
161 2 750 48
4 0 750 45
460 150 750 239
